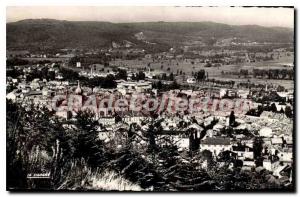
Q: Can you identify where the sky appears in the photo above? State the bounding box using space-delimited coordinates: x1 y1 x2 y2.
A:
6 6 294 28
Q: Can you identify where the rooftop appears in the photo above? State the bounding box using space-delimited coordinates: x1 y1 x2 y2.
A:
201 137 231 145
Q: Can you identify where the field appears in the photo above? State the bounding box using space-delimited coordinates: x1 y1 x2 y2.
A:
108 53 294 90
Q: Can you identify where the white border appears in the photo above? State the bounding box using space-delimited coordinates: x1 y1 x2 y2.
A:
1 0 298 196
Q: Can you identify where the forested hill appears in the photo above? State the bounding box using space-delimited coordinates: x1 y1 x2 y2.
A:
7 19 293 50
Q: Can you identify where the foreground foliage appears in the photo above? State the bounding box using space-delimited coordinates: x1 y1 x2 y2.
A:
6 100 293 191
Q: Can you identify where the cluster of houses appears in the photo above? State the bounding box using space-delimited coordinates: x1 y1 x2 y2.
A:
7 60 293 184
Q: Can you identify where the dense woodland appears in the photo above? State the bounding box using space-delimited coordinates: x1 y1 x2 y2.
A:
7 19 293 51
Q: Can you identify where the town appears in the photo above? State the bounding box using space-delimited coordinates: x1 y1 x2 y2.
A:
6 7 294 192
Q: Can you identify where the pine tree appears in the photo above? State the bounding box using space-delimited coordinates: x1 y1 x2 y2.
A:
229 111 235 126
73 110 105 168
285 106 293 118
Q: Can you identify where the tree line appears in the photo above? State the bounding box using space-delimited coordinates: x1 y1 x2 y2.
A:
221 68 294 80
253 68 294 80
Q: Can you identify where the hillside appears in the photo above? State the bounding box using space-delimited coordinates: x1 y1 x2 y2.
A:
6 19 294 51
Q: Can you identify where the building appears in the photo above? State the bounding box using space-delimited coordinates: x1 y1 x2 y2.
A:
116 80 152 95
278 149 293 164
75 81 82 95
123 116 145 125
259 127 273 137
55 110 72 120
7 89 19 102
232 145 254 160
30 79 41 91
200 137 232 156
187 77 196 84
271 137 283 146
98 117 115 126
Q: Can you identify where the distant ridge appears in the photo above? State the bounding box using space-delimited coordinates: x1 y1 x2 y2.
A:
7 19 293 50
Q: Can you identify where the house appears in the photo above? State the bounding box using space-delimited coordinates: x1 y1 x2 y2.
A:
241 166 253 172
213 123 224 132
263 159 272 171
259 127 273 137
262 138 272 147
188 123 204 132
239 137 254 148
237 90 249 99
30 79 41 91
176 137 190 149
232 145 254 160
98 117 115 126
283 136 293 148
22 87 31 94
243 160 256 167
206 129 216 138
219 89 228 98
6 90 18 102
55 110 72 120
12 78 18 84
116 80 152 95
98 131 110 141
123 116 145 125
200 137 232 156
271 137 283 146
277 149 293 164
187 77 196 84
